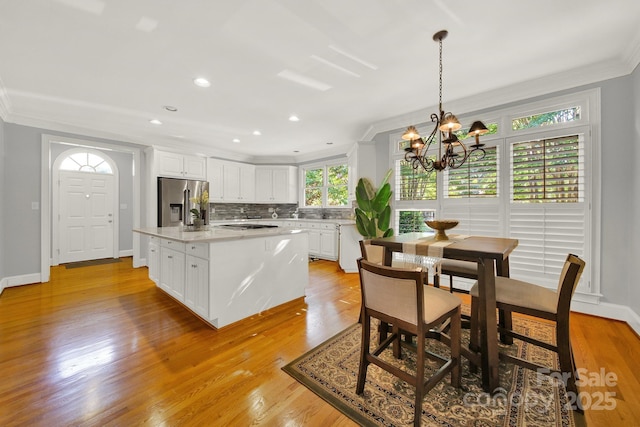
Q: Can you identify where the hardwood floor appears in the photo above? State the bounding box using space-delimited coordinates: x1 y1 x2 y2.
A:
0 258 638 426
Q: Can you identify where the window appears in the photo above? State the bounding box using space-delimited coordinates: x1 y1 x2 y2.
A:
303 162 349 207
387 90 597 297
444 146 499 198
512 106 581 131
511 135 583 203
59 152 113 174
395 159 436 201
396 209 436 234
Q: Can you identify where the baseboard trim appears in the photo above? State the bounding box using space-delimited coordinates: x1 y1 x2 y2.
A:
119 249 133 258
1 273 42 292
572 300 640 335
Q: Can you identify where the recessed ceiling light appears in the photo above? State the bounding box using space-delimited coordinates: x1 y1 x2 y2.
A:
289 115 300 122
193 77 211 88
149 119 162 125
164 105 178 112
233 138 240 143
253 130 261 136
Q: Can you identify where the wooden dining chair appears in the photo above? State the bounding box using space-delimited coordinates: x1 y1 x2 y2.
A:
359 239 384 265
356 258 461 427
469 253 586 408
433 259 478 294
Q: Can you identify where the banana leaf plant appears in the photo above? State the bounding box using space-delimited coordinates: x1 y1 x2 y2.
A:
355 169 394 239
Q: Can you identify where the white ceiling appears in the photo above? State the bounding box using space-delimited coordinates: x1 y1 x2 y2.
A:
1 0 639 162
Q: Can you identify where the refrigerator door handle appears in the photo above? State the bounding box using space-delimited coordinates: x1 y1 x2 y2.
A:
184 188 191 225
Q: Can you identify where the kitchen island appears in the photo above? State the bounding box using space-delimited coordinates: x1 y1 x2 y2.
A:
134 225 308 328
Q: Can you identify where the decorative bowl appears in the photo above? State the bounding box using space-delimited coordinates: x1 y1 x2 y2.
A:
425 220 459 241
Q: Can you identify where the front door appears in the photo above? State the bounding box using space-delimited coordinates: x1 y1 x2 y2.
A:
59 171 115 263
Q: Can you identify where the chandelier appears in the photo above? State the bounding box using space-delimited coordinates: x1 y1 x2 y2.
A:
402 30 488 172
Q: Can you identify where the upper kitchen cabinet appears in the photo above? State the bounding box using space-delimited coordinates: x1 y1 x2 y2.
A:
207 159 255 202
156 150 207 180
255 166 298 203
347 142 377 201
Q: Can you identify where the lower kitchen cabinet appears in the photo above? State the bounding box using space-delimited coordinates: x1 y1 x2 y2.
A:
148 237 160 284
140 231 308 329
185 254 209 319
160 245 185 301
305 222 338 260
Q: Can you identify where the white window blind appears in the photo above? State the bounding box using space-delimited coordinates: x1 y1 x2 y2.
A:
508 133 588 291
444 146 499 198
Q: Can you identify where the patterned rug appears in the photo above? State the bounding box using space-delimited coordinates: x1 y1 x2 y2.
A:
283 316 576 426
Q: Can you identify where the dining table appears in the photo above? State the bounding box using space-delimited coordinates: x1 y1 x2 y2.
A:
370 232 519 393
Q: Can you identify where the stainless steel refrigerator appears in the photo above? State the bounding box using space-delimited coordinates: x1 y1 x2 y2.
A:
158 177 209 227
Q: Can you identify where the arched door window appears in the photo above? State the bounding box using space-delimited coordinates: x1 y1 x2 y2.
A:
59 152 113 174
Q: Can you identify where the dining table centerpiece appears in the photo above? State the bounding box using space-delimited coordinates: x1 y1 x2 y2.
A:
425 219 459 241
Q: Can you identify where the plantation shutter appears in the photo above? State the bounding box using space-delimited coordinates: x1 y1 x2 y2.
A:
507 133 589 292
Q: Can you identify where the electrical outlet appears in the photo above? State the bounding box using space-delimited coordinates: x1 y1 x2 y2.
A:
240 207 245 213
268 207 274 212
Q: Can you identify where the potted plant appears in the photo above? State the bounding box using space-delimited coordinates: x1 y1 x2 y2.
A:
355 169 393 239
189 190 209 229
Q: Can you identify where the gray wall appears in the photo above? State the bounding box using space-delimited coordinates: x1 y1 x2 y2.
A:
0 116 5 281
631 63 640 316
4 124 41 277
2 123 143 277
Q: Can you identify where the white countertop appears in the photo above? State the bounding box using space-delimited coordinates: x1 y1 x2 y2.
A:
210 218 356 225
134 225 307 243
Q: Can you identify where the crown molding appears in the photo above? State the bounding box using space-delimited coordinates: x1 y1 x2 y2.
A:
623 29 640 74
361 59 635 140
0 76 10 121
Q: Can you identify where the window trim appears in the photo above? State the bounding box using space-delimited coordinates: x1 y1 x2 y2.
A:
300 159 350 208
386 89 601 303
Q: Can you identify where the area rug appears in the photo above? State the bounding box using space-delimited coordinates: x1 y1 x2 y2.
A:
283 316 576 426
64 258 122 269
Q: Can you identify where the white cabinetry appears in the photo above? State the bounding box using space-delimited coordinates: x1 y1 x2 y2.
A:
320 224 338 259
255 166 298 203
156 239 209 319
207 159 224 202
137 230 308 329
157 151 207 180
160 240 186 301
185 243 209 319
207 159 255 202
148 237 160 284
303 222 338 260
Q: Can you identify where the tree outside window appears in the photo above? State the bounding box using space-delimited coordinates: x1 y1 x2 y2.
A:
304 163 349 207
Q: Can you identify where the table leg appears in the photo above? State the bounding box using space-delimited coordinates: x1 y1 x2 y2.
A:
477 257 500 392
496 258 513 345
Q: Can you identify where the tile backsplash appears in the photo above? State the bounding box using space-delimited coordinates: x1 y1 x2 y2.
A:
209 203 354 220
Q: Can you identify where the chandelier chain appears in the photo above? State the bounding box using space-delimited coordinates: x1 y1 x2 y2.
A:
438 36 443 113
401 30 487 173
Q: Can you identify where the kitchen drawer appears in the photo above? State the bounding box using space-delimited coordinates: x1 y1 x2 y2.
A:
305 222 320 229
160 238 186 252
320 223 337 230
186 242 209 259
